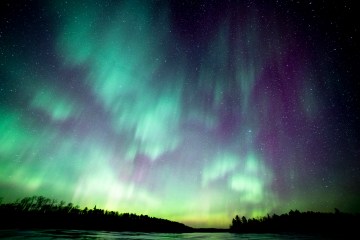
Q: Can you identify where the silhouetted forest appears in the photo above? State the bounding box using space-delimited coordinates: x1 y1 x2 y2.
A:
230 209 360 235
0 196 192 232
2 196 359 235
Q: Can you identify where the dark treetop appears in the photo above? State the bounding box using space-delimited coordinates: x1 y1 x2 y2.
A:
230 209 360 236
0 196 193 233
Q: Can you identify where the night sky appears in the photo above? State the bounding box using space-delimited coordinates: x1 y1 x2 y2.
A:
1 0 359 228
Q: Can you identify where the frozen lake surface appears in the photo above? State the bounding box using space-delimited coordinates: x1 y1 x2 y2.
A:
0 229 331 239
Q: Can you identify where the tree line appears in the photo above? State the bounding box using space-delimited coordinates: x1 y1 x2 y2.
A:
0 196 192 232
230 209 360 235
2 195 359 234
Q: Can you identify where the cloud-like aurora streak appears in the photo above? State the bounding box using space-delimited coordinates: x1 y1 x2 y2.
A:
1 0 359 228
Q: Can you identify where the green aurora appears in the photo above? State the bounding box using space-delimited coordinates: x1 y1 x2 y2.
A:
0 0 359 228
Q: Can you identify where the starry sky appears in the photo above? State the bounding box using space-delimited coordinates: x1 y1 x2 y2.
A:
0 0 359 228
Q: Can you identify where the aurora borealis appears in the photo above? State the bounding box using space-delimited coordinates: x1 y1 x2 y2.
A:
0 0 359 228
